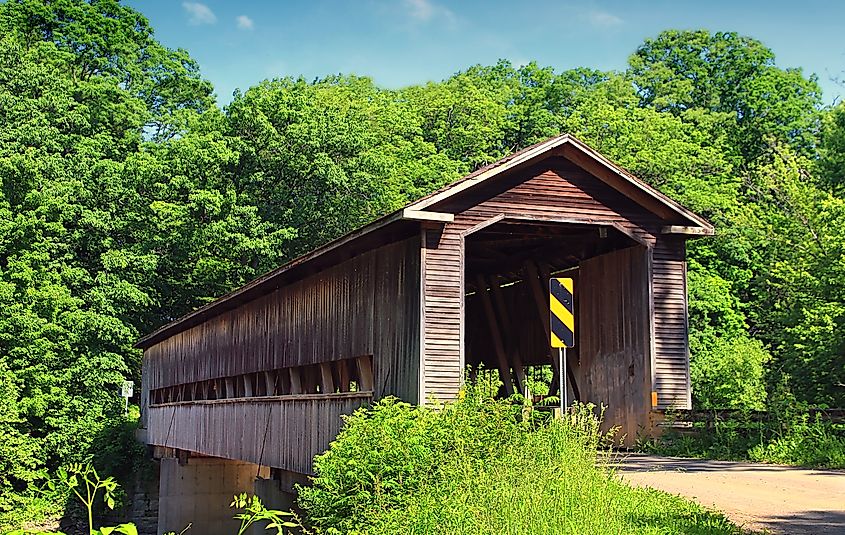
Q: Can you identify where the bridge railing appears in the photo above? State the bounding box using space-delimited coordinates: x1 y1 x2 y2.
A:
657 408 845 427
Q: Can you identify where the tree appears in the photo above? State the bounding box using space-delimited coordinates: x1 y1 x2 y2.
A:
133 109 295 325
736 144 845 406
818 102 845 193
562 74 739 218
629 30 822 158
227 76 459 256
686 261 770 409
0 1 223 521
0 0 214 140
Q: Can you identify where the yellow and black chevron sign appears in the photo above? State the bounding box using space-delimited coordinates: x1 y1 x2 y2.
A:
549 278 575 348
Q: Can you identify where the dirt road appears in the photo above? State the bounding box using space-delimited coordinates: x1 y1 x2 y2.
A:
613 454 845 534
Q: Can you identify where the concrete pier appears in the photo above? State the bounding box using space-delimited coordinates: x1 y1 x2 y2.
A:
158 457 269 535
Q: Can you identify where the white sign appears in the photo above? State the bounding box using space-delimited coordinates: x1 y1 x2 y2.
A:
121 380 134 398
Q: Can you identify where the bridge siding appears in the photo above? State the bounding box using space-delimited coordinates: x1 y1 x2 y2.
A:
578 246 652 440
143 236 420 401
147 393 372 475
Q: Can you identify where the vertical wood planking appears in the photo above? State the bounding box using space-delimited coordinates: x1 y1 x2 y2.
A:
578 247 651 444
143 237 421 405
421 157 672 404
651 237 691 409
141 152 696 452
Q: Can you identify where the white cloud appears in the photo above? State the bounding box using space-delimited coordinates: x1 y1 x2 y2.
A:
182 2 217 25
236 15 254 30
588 9 623 28
405 0 434 21
403 0 455 25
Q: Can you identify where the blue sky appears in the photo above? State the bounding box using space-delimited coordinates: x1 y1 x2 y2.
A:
126 0 845 106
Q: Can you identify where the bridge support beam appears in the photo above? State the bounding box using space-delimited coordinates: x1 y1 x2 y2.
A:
158 457 269 535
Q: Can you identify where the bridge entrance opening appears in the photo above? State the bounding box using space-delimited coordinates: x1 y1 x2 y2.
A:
464 219 650 423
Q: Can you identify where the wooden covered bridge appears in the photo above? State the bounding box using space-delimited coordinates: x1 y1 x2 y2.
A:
136 134 713 533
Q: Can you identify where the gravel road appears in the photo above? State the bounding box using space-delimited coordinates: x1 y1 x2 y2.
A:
613 454 845 534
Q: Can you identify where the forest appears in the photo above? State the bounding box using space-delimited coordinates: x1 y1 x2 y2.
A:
0 0 844 528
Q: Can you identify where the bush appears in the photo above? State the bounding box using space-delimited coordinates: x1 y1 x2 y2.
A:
686 260 771 411
646 388 845 469
690 335 771 410
748 414 845 468
298 374 741 534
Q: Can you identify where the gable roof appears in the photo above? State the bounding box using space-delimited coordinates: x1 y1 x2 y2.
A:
136 134 713 349
406 134 713 229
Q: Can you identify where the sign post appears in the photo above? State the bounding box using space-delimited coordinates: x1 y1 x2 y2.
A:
549 278 575 414
121 380 134 416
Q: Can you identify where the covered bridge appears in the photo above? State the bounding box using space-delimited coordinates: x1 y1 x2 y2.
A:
136 134 712 533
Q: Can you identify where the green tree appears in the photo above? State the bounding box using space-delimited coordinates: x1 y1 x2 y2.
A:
0 0 214 139
133 109 295 324
686 261 770 409
0 1 231 522
818 101 845 193
227 76 459 256
629 30 822 158
738 145 845 406
0 34 143 512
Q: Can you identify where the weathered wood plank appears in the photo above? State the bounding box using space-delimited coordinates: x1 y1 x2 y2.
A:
148 393 372 475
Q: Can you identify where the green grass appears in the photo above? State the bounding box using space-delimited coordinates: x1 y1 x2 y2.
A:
360 428 740 535
297 374 742 535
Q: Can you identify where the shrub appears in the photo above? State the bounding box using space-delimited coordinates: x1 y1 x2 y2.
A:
748 414 845 468
648 377 845 468
298 374 741 534
690 335 771 410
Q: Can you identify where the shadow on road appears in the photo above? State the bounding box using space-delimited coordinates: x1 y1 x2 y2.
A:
758 510 845 535
611 453 844 477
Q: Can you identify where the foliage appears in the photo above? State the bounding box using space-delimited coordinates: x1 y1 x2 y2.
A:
9 524 138 535
0 0 214 139
747 414 845 468
648 413 845 470
230 493 306 535
629 30 821 158
30 462 123 535
225 75 459 258
818 101 845 193
689 335 770 410
298 376 741 534
647 383 845 468
687 261 770 409
0 1 842 527
8 468 303 535
0 1 273 523
730 144 845 406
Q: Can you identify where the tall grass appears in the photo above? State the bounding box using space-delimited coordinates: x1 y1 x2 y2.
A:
298 374 741 534
748 414 845 467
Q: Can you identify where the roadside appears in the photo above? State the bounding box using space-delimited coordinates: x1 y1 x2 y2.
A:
612 454 845 534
